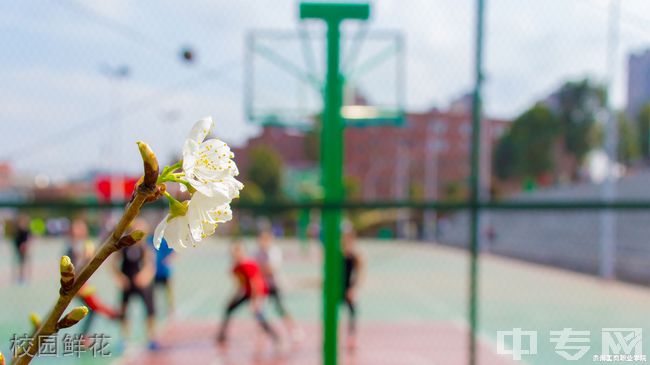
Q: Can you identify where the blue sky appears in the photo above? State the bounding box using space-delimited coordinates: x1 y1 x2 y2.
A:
1 0 650 180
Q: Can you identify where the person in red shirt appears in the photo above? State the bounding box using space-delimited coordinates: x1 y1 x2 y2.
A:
217 242 278 344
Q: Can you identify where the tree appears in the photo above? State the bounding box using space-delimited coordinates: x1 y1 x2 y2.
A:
247 145 284 201
493 104 559 181
554 79 605 164
618 113 640 165
493 133 517 181
443 181 466 202
638 102 650 160
344 175 361 201
494 79 608 184
239 181 265 205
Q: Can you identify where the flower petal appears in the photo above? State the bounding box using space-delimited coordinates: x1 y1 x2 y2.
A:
161 215 201 250
182 139 199 172
201 179 240 200
187 194 215 241
153 216 168 250
208 203 233 224
186 117 213 144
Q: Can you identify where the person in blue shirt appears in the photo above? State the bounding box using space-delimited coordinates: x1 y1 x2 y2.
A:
149 235 176 315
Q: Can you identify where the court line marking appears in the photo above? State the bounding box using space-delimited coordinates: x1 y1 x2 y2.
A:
446 319 521 365
175 287 213 320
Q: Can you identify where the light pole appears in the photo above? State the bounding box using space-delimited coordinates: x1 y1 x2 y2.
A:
599 0 620 279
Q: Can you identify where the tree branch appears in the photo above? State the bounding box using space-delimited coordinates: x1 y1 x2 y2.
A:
12 142 159 365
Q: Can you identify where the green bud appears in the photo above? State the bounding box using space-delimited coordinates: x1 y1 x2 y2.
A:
136 141 159 190
60 255 73 273
59 256 75 291
130 230 145 242
117 230 145 248
57 306 88 329
69 306 88 321
29 312 41 330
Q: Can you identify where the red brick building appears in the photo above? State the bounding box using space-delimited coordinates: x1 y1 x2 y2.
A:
232 106 509 201
232 127 315 173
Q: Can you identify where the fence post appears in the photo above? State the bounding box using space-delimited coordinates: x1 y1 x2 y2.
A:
469 0 486 364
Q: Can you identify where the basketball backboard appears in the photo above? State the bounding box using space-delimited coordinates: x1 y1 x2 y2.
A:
245 27 405 129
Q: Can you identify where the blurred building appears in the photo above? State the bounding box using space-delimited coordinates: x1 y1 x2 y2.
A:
0 162 22 202
31 180 95 202
0 162 144 203
346 107 508 201
627 48 650 120
0 162 13 190
231 127 314 173
0 161 33 202
233 103 509 201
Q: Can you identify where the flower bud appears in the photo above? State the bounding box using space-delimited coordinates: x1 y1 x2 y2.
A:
137 141 159 190
57 306 88 329
117 230 145 248
29 312 41 330
0 351 5 365
59 256 75 292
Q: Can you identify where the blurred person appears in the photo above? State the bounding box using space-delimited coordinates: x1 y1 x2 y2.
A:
254 227 302 340
66 218 120 344
12 214 32 284
271 222 284 237
1 216 8 243
112 218 158 351
150 236 176 315
216 242 279 345
486 225 497 246
65 218 90 266
342 225 363 350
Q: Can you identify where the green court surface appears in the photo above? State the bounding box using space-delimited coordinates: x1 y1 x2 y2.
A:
1 236 650 364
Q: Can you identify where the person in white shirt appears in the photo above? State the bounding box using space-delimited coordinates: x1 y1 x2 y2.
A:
254 226 302 341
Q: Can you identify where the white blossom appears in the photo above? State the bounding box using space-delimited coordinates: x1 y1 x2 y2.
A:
153 117 243 250
182 117 241 199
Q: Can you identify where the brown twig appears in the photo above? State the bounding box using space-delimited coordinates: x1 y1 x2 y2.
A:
12 142 160 365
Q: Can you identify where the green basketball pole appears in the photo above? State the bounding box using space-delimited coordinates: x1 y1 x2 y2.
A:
300 3 370 365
